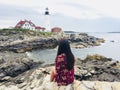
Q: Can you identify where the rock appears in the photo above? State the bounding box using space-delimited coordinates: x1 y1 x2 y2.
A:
72 44 85 48
0 38 58 53
0 29 104 52
15 48 27 53
1 75 120 90
112 82 120 90
83 54 112 62
73 54 120 82
0 57 39 80
0 61 119 90
110 40 115 42
68 33 104 49
0 56 5 64
90 70 95 74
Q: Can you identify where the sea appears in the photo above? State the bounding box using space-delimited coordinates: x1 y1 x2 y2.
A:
26 32 120 64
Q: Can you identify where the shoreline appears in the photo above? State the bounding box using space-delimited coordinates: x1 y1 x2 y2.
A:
0 52 120 89
0 29 104 53
0 29 120 89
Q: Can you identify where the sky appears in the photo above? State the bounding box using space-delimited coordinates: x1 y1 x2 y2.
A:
0 0 120 32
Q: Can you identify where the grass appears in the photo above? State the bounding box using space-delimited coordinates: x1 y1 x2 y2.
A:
0 28 53 37
84 54 106 61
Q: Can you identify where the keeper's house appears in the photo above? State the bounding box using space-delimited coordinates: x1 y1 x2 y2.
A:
15 20 45 31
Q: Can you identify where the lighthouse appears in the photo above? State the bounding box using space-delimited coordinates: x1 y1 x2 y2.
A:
44 8 50 32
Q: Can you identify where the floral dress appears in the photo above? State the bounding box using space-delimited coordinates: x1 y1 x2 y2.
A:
55 53 74 86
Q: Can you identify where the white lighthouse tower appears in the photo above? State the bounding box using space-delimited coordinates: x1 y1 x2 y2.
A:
44 7 50 32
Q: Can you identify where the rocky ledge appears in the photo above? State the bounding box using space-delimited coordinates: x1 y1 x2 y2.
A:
0 54 120 90
75 54 120 82
68 33 104 48
0 38 58 53
0 29 104 53
0 52 41 81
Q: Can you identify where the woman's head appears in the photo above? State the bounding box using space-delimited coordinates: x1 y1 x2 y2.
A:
57 39 71 55
57 39 74 70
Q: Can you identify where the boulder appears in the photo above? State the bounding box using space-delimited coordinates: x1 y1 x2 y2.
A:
0 70 120 90
0 56 5 64
0 38 58 53
0 57 39 80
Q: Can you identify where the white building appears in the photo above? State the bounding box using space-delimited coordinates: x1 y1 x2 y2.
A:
15 20 45 31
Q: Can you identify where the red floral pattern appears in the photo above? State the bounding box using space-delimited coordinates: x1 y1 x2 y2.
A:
55 53 74 86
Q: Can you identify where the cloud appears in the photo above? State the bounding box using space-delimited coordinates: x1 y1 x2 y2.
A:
0 3 43 28
0 0 120 32
50 14 120 32
74 0 120 18
0 4 40 15
0 19 16 28
1 0 120 19
54 3 102 19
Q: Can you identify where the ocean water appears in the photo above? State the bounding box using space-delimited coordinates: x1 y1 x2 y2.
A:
26 33 120 64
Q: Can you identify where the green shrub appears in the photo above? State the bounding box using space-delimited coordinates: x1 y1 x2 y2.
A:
85 54 105 61
0 28 52 37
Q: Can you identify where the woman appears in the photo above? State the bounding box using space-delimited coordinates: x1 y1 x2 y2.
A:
50 39 75 86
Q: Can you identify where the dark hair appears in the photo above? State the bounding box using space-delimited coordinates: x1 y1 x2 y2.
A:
57 39 74 70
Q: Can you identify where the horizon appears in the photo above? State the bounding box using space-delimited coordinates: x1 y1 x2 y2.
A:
0 0 120 32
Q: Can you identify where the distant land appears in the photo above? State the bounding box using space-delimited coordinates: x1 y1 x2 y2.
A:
108 32 120 33
64 31 76 33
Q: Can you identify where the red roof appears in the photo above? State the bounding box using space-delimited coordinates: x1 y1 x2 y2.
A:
15 20 36 28
15 20 45 31
35 26 41 29
51 27 62 32
15 20 25 28
35 26 45 31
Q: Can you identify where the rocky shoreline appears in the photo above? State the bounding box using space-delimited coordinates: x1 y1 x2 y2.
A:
0 53 120 90
75 54 120 82
0 29 120 90
0 29 104 53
